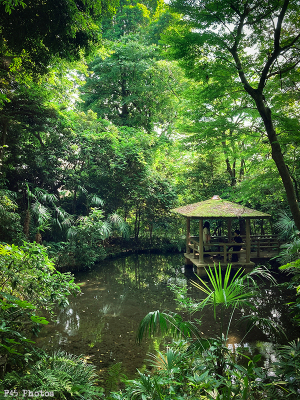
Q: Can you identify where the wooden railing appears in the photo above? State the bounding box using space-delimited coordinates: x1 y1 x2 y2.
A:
187 235 280 262
242 235 281 257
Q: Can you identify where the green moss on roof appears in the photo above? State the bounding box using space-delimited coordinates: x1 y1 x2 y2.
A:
171 197 270 219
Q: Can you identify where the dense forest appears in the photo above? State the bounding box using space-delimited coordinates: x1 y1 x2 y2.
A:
0 0 300 399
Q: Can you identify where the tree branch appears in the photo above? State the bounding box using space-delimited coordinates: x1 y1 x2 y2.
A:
258 0 291 91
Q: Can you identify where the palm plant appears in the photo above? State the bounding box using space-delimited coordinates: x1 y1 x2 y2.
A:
123 372 166 400
274 213 300 326
275 212 299 242
275 340 300 395
55 207 130 269
191 264 254 335
191 264 279 340
23 185 59 242
275 212 300 265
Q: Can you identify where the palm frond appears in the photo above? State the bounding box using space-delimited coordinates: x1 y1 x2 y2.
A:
61 216 74 228
89 194 104 207
66 226 78 240
127 371 163 400
278 339 300 359
34 188 57 205
52 218 62 230
105 362 124 392
109 213 124 225
243 265 277 286
78 185 88 195
100 221 112 239
240 315 287 339
108 213 130 238
191 264 255 319
147 347 183 373
55 206 71 220
31 201 51 225
136 310 201 343
2 351 103 399
274 212 299 241
186 337 212 354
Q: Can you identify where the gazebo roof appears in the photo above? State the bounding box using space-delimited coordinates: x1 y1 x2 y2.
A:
171 196 270 219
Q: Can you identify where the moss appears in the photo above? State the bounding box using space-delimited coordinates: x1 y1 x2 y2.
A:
171 197 270 219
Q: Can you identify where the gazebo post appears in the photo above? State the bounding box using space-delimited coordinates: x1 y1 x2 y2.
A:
199 218 204 263
260 219 264 235
227 218 232 243
186 217 190 254
246 218 251 263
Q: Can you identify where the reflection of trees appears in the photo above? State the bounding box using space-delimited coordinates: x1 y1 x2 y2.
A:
237 284 296 343
47 254 186 348
56 307 80 335
113 253 185 289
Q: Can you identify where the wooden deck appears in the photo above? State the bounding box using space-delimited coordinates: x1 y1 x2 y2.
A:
185 235 281 269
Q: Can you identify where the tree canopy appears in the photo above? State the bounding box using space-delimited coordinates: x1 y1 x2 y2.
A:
167 0 300 229
0 0 119 73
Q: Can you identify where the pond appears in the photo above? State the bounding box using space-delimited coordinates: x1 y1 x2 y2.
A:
36 253 297 381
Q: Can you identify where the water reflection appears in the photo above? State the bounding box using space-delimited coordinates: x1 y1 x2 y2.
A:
36 253 297 380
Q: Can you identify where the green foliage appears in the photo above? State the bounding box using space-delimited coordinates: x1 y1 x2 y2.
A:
51 208 129 269
275 340 300 395
111 337 300 399
272 212 300 325
102 0 151 39
136 310 201 344
0 242 80 366
0 190 23 244
81 36 185 133
105 362 125 394
0 0 118 74
0 292 37 357
0 242 80 310
0 351 104 399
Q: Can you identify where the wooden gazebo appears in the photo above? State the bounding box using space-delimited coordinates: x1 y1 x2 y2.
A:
171 195 275 269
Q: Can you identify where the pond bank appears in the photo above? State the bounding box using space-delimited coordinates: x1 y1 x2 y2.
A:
55 237 185 272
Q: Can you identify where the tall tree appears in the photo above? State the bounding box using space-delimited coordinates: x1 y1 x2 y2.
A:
80 35 185 133
168 0 300 229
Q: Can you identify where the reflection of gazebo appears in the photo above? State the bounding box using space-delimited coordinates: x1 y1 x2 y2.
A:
171 196 276 268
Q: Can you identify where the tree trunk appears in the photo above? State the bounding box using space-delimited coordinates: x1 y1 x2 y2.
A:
0 121 8 174
23 209 31 238
134 206 141 241
254 98 300 230
149 224 153 246
224 157 236 186
73 188 77 215
239 159 245 180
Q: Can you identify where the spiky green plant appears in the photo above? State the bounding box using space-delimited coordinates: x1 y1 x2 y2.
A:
191 264 255 319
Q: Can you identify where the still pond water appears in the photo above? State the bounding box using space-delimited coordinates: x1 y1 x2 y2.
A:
36 253 297 380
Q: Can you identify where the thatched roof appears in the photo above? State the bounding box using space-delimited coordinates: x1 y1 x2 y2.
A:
171 196 270 219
